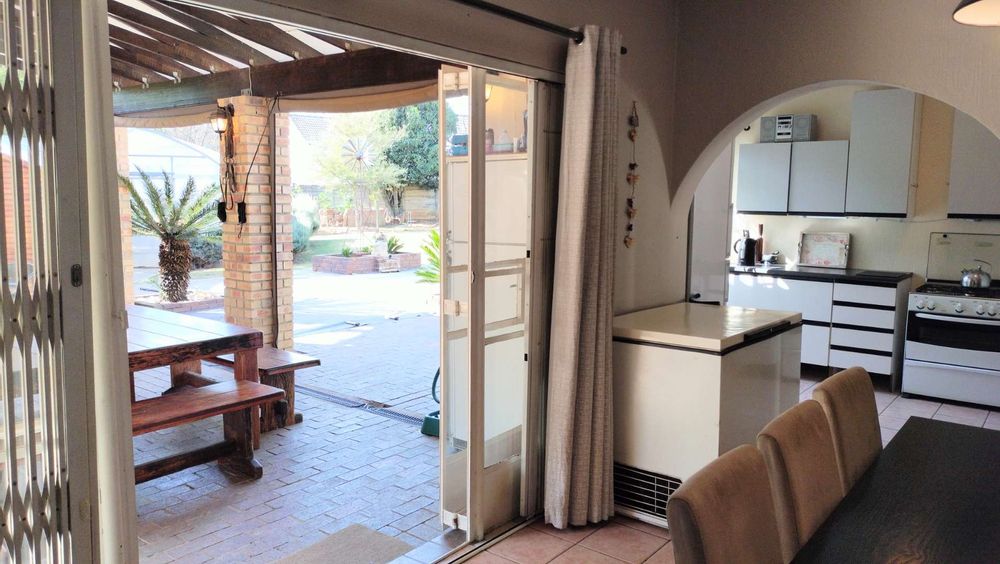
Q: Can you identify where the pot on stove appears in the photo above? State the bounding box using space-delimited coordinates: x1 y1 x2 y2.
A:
961 259 993 288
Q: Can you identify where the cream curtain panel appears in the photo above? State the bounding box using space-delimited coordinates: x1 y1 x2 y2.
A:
544 25 622 529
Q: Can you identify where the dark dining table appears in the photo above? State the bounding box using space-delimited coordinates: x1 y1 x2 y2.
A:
793 416 1000 563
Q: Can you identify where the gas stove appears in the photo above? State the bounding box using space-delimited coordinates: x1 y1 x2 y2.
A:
910 283 1000 317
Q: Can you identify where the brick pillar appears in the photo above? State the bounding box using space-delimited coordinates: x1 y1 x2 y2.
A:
219 96 293 349
114 127 134 303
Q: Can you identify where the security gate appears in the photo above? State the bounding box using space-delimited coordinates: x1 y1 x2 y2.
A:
0 0 77 560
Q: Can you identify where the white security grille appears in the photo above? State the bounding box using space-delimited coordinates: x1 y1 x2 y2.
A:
0 0 72 561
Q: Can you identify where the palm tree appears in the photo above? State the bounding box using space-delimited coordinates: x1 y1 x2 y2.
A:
122 170 218 302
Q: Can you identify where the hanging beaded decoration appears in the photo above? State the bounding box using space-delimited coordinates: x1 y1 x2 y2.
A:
624 102 639 248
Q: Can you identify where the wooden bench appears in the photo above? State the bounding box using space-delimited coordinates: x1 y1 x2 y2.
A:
205 346 320 432
131 380 284 484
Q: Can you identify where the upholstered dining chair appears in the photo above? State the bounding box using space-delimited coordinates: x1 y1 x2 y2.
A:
812 366 882 492
757 400 845 563
666 444 783 564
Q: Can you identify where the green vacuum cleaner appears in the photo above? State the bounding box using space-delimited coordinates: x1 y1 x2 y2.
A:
420 368 441 437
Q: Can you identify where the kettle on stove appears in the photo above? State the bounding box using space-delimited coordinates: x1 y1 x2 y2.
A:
733 231 758 267
961 259 993 288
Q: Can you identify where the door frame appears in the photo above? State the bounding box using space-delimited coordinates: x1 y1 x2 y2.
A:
93 0 566 557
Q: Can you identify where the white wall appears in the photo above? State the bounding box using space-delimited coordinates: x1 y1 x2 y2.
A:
728 87 1000 285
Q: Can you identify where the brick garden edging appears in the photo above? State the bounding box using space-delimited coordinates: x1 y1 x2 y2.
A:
312 252 422 275
134 295 225 313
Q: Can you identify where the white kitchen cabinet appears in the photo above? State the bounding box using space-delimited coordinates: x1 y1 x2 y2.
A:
735 142 790 214
727 274 833 322
948 109 1000 219
788 140 849 214
845 89 921 217
727 274 832 366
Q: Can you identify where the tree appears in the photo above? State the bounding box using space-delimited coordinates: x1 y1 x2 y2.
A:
123 170 219 302
317 112 403 239
380 101 457 192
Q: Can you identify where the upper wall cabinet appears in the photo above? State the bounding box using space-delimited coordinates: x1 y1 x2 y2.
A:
948 110 1000 219
845 89 921 217
788 140 849 215
735 142 790 214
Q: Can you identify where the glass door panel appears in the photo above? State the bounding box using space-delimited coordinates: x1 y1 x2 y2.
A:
438 66 536 541
480 74 530 532
439 65 471 531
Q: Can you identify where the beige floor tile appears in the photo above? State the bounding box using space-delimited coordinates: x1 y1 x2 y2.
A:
880 426 899 447
882 396 940 417
644 542 676 564
549 545 625 563
579 522 667 564
530 520 603 543
932 404 989 427
488 527 573 564
873 390 898 413
468 552 517 563
984 411 1000 431
878 411 911 431
613 516 670 540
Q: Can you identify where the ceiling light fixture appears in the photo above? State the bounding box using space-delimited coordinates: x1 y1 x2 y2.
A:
954 0 1000 26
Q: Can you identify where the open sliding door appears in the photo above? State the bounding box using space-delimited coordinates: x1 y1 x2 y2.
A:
439 66 545 542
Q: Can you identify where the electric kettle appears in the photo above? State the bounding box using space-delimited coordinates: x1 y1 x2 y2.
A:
733 231 758 267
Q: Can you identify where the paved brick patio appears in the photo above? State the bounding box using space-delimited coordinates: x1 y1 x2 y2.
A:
134 366 442 563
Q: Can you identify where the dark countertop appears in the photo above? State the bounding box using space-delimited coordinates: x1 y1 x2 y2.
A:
729 264 912 285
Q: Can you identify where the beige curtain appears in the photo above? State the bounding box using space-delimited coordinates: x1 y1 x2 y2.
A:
544 25 621 529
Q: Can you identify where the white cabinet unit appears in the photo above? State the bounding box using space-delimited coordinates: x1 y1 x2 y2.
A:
948 109 1000 219
728 274 832 366
788 140 849 215
728 270 912 389
735 142 790 213
828 280 910 390
845 89 921 217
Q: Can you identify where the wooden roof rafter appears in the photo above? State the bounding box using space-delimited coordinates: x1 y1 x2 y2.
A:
108 24 237 74
154 1 322 61
110 41 201 82
108 1 277 67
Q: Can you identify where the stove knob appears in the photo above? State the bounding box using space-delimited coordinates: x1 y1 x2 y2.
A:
976 304 986 316
954 303 965 313
915 299 926 310
926 300 936 311
989 306 998 317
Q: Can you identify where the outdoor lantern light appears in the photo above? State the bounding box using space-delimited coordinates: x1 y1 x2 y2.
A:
210 104 233 134
954 0 1000 25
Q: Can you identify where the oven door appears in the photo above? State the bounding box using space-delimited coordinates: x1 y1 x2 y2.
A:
905 311 1000 370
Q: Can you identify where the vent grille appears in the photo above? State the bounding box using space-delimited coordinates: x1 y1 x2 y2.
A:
614 463 682 520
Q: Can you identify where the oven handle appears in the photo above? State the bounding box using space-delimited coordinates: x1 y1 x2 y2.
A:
914 313 1000 326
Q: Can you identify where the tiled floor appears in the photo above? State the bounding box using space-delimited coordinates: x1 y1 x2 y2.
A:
796 367 1000 445
466 517 674 564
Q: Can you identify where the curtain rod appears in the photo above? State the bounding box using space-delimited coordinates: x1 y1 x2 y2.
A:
449 0 628 55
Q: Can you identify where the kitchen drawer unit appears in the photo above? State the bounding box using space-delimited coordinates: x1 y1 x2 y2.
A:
802 324 831 366
831 326 894 353
832 304 896 330
833 283 897 307
829 348 893 376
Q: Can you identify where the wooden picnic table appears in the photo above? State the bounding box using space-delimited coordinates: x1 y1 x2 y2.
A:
126 305 263 446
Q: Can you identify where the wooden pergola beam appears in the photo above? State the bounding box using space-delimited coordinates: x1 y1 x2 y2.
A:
110 43 200 80
109 24 236 73
113 75 142 89
159 1 322 60
301 29 366 53
110 58 169 85
114 48 440 115
108 1 276 66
